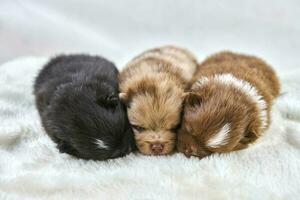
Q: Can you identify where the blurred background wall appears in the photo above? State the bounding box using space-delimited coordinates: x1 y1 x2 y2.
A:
1 0 299 73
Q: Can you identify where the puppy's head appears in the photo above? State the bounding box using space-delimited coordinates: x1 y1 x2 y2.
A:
177 79 264 158
47 80 135 160
120 75 185 155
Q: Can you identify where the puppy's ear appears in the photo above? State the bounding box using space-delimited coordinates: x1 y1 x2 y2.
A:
119 92 133 108
97 94 119 107
119 93 128 103
184 92 202 107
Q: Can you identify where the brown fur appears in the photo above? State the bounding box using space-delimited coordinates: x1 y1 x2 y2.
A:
119 45 197 155
177 51 280 158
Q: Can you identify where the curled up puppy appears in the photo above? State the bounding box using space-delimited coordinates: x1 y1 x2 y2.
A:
119 45 197 155
34 54 135 160
177 51 280 158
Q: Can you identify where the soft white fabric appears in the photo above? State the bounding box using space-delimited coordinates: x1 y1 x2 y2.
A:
0 57 300 200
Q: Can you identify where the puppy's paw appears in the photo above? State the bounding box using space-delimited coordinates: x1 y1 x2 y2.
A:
57 140 79 157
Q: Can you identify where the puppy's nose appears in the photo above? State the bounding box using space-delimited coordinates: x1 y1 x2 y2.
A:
150 143 164 154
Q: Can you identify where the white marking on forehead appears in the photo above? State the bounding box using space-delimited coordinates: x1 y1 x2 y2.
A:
94 139 109 150
207 123 231 148
193 74 268 130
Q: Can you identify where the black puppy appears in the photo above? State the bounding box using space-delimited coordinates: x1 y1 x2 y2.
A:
34 54 135 160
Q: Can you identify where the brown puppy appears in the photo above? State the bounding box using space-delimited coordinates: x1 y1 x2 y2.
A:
119 45 197 155
177 51 280 158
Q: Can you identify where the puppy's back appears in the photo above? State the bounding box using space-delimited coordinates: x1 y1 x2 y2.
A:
35 54 118 91
119 45 197 86
197 51 280 98
34 54 118 113
133 45 197 80
195 51 280 101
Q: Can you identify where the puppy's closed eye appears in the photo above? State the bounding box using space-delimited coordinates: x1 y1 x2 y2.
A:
170 123 181 132
240 130 259 144
131 125 146 132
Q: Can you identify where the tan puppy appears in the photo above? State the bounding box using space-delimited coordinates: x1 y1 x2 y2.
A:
177 51 280 158
119 45 197 155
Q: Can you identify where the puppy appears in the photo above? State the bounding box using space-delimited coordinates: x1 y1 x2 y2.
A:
34 54 135 160
177 51 280 158
119 45 197 155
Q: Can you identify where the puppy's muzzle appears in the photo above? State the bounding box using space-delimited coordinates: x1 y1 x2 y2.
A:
150 143 164 154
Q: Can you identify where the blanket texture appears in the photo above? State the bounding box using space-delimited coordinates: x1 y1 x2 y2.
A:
0 57 300 200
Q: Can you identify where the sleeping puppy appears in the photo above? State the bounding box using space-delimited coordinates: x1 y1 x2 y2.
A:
119 45 197 155
34 54 135 160
177 51 280 158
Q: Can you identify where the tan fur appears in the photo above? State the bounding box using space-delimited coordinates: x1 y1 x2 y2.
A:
177 51 280 158
119 45 197 155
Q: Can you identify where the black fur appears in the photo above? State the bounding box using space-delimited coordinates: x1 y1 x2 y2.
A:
34 54 135 160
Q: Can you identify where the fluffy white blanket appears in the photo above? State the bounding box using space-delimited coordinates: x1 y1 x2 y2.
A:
0 57 300 200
